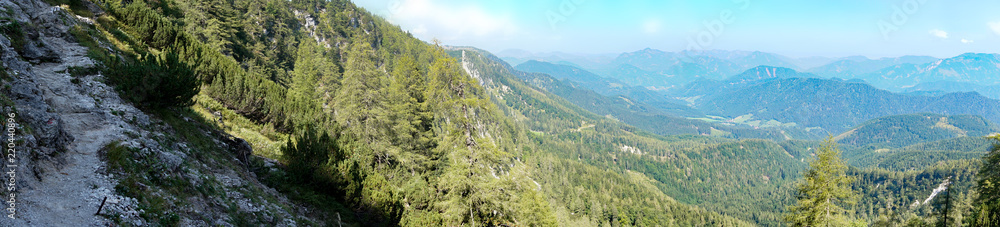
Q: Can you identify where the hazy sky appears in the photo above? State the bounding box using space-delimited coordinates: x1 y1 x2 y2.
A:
354 0 1000 58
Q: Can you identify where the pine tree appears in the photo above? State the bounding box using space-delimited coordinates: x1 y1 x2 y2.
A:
387 56 421 151
285 40 322 129
281 124 339 186
334 40 391 147
786 137 858 227
972 135 1000 226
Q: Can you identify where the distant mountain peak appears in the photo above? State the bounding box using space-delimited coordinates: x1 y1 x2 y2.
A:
841 55 871 62
726 66 815 83
952 52 999 61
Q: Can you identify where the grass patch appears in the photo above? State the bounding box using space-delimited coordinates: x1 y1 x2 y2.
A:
0 19 25 54
192 94 286 160
153 107 232 169
104 141 135 171
67 65 99 77
709 128 732 137
70 25 99 49
0 66 9 81
102 141 183 226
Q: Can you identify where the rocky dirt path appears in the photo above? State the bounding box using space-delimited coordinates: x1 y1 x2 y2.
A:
12 35 120 226
0 1 145 225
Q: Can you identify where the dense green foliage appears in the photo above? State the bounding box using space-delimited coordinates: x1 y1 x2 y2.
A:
460 48 797 225
104 50 200 107
836 113 998 148
786 138 860 226
972 135 1000 226
73 0 1000 226
91 0 559 225
843 136 993 171
0 17 24 55
852 160 979 226
459 47 1000 226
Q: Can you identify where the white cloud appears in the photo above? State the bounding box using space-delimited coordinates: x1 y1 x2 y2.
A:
961 39 974 44
642 19 662 34
385 0 518 40
990 21 1000 36
929 29 948 39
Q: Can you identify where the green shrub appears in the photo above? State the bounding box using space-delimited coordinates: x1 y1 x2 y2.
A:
281 125 341 186
67 65 98 77
0 20 25 54
70 25 98 49
105 50 200 108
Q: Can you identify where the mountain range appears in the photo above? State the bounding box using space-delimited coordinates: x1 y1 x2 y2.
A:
679 69 1000 133
862 53 1000 92
5 0 996 226
515 59 1000 137
500 49 1000 100
807 55 938 79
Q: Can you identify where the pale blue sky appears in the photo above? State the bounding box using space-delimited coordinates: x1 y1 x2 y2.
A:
354 0 1000 58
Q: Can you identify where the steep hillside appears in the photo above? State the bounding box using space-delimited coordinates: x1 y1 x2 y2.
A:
851 160 980 223
835 113 999 148
459 47 819 226
515 60 630 96
0 0 326 225
20 0 766 226
508 54 811 140
3 0 993 226
514 60 703 117
0 0 573 225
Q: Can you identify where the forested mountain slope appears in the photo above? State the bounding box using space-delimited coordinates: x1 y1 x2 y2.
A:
34 0 762 225
905 80 1000 100
7 0 996 226
458 47 817 225
835 113 999 148
453 46 1000 226
4 0 564 225
683 74 1000 133
514 60 703 117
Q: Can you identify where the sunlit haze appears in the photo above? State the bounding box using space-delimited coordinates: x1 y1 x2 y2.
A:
355 0 1000 58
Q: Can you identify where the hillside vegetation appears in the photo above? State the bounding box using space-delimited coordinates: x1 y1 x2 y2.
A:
17 0 1000 226
836 113 999 148
75 0 765 225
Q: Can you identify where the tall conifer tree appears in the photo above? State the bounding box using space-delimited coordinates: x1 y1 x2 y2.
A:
787 137 858 226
